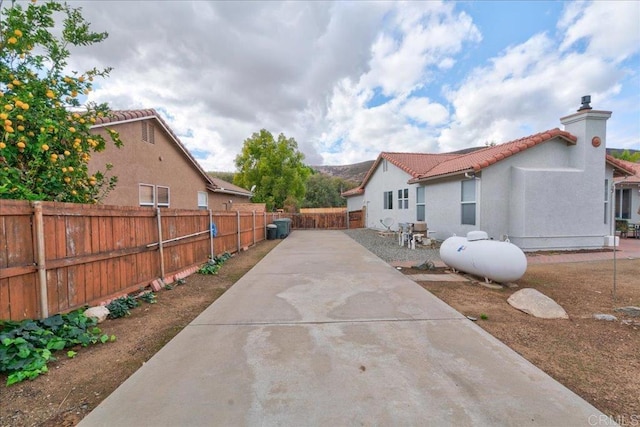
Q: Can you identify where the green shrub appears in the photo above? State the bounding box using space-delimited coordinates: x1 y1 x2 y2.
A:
0 309 113 386
198 252 232 275
106 296 139 319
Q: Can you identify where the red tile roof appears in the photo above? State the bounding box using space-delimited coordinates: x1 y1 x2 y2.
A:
612 158 640 183
92 109 251 196
342 128 578 197
411 128 576 182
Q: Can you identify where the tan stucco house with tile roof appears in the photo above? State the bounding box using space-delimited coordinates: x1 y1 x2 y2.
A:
88 109 252 211
343 98 634 251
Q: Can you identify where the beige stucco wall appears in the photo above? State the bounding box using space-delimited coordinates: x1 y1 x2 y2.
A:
89 118 211 210
209 193 255 211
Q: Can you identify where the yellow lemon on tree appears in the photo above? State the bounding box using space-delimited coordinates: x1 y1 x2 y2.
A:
68 127 76 133
0 142 6 149
17 141 26 149
14 29 23 37
50 153 58 162
17 125 25 131
64 177 71 183
7 37 17 44
41 144 49 151
64 150 71 156
4 104 13 111
46 90 54 98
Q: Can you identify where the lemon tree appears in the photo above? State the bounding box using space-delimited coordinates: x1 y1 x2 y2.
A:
0 0 122 202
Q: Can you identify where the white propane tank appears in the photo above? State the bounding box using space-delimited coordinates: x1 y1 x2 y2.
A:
440 231 527 283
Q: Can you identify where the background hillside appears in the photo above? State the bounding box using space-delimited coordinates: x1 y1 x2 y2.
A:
311 160 374 185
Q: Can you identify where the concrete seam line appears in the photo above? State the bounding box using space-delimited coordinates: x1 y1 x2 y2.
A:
188 317 467 327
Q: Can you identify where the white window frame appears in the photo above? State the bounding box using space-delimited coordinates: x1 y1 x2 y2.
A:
156 186 170 207
382 159 388 172
398 188 408 209
461 179 476 225
198 191 208 210
604 179 609 224
615 188 631 219
139 183 155 207
416 187 425 221
383 191 393 210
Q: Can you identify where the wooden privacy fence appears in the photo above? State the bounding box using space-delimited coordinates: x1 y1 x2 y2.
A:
283 212 348 230
0 200 278 321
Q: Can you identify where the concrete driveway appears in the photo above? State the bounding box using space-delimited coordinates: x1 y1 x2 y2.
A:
79 230 607 426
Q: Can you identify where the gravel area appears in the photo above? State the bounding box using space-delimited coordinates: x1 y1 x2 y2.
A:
343 228 441 266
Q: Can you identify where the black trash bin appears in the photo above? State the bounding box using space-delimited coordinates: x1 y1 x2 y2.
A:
266 224 277 240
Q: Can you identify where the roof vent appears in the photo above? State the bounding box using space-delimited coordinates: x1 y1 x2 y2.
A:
578 95 592 112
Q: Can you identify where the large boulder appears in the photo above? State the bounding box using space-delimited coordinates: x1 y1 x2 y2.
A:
84 305 110 323
507 288 568 319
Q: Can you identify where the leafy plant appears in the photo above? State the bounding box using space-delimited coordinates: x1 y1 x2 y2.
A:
138 291 157 304
198 252 232 275
0 309 112 386
106 296 139 319
480 313 489 320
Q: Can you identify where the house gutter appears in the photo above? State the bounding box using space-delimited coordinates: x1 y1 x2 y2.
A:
408 168 476 184
207 186 252 197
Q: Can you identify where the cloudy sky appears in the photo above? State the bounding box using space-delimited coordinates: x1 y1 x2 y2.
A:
66 0 640 171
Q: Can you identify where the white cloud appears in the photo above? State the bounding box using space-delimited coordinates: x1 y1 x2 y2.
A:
57 0 638 172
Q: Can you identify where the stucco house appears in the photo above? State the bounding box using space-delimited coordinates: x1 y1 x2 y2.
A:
614 159 640 229
343 98 634 251
89 109 251 211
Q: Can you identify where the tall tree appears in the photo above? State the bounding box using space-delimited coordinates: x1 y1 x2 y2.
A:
0 0 122 202
234 129 311 211
303 173 354 208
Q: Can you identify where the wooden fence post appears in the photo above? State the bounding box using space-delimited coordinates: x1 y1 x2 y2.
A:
252 211 256 246
32 201 48 319
237 210 241 253
264 212 267 239
209 209 214 259
156 208 165 282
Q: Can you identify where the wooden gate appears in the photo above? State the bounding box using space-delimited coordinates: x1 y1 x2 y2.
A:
348 209 364 229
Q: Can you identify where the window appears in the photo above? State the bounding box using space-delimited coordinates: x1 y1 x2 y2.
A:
142 121 155 144
157 186 170 207
139 184 170 207
615 188 631 219
461 179 476 225
398 188 408 209
604 179 609 224
139 184 154 207
416 187 425 221
198 191 208 210
382 159 388 172
383 191 393 209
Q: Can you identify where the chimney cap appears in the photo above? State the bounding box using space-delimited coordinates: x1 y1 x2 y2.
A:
578 95 592 112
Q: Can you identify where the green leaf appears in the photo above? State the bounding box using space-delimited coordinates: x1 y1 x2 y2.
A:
100 334 109 344
67 350 77 358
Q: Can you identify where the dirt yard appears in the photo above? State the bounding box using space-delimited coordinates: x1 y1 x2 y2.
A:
406 259 639 423
0 239 281 427
1 238 638 426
